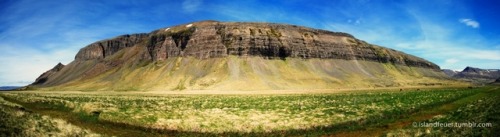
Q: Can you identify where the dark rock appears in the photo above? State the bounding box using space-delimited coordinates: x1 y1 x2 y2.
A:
91 111 101 116
75 34 149 60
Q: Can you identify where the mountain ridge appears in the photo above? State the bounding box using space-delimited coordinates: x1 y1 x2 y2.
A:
30 20 456 91
74 21 438 69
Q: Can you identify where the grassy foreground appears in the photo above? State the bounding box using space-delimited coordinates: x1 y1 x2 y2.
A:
0 86 498 136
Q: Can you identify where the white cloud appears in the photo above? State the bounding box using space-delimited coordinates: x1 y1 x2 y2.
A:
459 50 500 60
182 0 202 13
323 10 499 70
0 44 77 86
459 18 480 28
445 58 459 64
0 0 148 86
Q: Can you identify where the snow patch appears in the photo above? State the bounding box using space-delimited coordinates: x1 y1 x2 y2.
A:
164 28 170 31
186 24 193 27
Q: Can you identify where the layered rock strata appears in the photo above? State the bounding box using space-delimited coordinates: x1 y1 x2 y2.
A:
30 21 449 90
75 21 438 69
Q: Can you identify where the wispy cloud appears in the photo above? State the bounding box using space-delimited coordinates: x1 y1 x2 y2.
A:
347 19 362 25
208 2 316 27
0 0 153 86
459 18 480 28
0 44 77 86
0 0 499 86
445 58 459 64
182 0 203 13
324 0 499 70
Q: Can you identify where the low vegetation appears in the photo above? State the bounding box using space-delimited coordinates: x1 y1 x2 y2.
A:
0 96 100 136
1 86 497 136
385 86 499 136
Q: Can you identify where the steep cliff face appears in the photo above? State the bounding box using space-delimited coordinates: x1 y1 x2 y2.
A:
31 21 454 90
74 21 438 69
75 34 148 60
142 22 439 69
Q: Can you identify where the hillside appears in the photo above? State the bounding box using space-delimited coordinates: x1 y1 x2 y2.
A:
30 21 457 91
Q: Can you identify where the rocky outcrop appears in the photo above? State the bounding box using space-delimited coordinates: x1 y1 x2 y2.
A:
74 21 439 70
75 34 148 60
32 63 65 85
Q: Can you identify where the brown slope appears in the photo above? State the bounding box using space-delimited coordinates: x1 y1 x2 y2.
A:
32 62 65 85
30 20 455 91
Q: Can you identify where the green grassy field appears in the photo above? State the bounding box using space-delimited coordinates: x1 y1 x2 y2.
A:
0 86 498 136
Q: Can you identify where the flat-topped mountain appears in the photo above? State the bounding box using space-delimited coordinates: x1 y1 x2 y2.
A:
31 21 455 91
75 21 438 68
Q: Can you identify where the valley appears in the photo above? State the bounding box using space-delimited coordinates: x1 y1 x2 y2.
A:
1 86 498 136
2 1 498 136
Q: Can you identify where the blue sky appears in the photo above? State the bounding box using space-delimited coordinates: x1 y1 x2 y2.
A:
1 0 499 86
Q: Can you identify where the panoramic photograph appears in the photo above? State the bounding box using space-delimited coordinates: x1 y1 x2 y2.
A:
0 0 499 136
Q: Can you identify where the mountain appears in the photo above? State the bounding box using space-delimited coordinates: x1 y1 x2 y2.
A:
442 66 500 84
0 86 21 91
32 62 65 85
442 69 459 77
30 21 456 91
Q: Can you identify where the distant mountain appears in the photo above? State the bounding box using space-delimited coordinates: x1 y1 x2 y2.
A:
442 66 500 84
442 69 459 77
0 86 21 91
